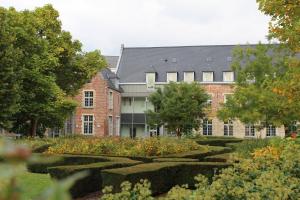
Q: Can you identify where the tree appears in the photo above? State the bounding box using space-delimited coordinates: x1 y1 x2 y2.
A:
0 5 106 136
218 44 300 134
257 0 300 53
146 82 209 137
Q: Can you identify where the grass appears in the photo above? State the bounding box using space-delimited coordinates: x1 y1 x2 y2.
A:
17 172 52 200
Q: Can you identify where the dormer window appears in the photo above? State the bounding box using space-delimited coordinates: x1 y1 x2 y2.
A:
223 71 234 82
184 72 195 83
167 72 177 83
202 72 214 82
146 73 156 89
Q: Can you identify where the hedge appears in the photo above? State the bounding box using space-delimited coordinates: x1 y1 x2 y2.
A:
48 156 141 198
101 162 231 195
195 137 243 147
162 146 232 160
153 158 199 162
27 154 110 173
203 153 236 163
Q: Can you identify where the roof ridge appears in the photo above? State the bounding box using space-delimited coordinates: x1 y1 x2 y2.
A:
122 44 266 49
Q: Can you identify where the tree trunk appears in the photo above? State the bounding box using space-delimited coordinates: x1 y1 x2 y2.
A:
176 128 182 138
29 118 38 137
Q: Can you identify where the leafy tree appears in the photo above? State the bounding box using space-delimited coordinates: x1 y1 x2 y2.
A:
217 44 300 133
257 0 300 53
146 82 209 137
0 5 106 136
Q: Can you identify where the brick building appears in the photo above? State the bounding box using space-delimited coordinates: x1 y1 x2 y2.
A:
116 45 285 138
48 56 121 137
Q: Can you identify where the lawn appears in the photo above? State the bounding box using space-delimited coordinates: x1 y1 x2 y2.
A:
17 172 52 200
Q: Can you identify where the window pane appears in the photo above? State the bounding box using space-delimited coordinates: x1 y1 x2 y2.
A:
146 73 155 89
167 72 177 82
223 72 234 82
203 72 213 82
184 72 194 83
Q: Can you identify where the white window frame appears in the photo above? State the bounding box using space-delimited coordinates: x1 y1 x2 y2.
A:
266 125 276 137
108 115 113 136
183 72 195 83
203 119 212 135
224 120 233 136
223 93 233 103
83 90 95 108
82 114 94 135
115 116 120 136
223 71 234 82
245 124 255 137
108 90 113 109
167 72 178 83
146 73 156 90
202 72 214 82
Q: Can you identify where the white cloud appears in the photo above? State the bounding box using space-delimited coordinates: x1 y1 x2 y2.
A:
1 0 270 55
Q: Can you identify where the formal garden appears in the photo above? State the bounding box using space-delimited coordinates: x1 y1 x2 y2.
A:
1 135 300 199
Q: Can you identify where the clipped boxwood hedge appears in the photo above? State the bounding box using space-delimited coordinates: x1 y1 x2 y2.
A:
48 156 141 198
27 154 110 173
101 161 231 195
195 137 243 147
153 158 199 162
162 146 232 160
203 153 236 163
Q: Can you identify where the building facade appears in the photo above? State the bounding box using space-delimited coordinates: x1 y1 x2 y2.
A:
116 45 285 138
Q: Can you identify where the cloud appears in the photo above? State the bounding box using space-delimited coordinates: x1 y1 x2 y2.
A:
1 0 270 55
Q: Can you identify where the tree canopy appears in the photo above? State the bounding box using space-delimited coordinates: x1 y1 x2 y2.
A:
218 44 300 131
146 82 209 137
0 5 106 136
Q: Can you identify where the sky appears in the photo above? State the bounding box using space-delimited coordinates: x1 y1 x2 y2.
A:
1 0 271 56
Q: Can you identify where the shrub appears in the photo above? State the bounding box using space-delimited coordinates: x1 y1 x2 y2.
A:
48 157 141 198
195 137 243 146
43 136 205 157
101 162 231 195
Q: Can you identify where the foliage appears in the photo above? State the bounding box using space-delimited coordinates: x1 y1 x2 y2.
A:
257 0 300 53
218 44 300 129
102 180 153 200
0 137 86 200
0 5 106 136
101 138 300 200
146 82 209 137
42 136 204 157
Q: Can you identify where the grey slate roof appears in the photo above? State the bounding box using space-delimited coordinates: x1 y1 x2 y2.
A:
104 56 119 69
101 68 121 92
117 45 257 83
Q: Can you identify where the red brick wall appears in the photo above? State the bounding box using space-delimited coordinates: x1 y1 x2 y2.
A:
73 72 121 137
202 84 234 117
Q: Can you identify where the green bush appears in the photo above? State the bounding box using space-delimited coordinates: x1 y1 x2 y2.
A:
101 162 231 195
153 158 199 162
235 138 271 158
48 157 141 198
203 153 237 163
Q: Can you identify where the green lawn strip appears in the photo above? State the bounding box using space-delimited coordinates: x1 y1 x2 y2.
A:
17 172 52 200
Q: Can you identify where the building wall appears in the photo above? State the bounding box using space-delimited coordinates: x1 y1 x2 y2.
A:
73 72 121 136
120 83 285 138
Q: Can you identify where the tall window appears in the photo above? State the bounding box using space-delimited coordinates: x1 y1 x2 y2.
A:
109 91 113 109
146 73 156 89
184 72 195 83
83 115 93 135
223 71 234 82
203 119 212 135
84 91 94 107
266 125 276 136
202 72 214 82
167 72 178 82
115 117 120 136
108 116 113 135
224 120 233 136
245 124 255 137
